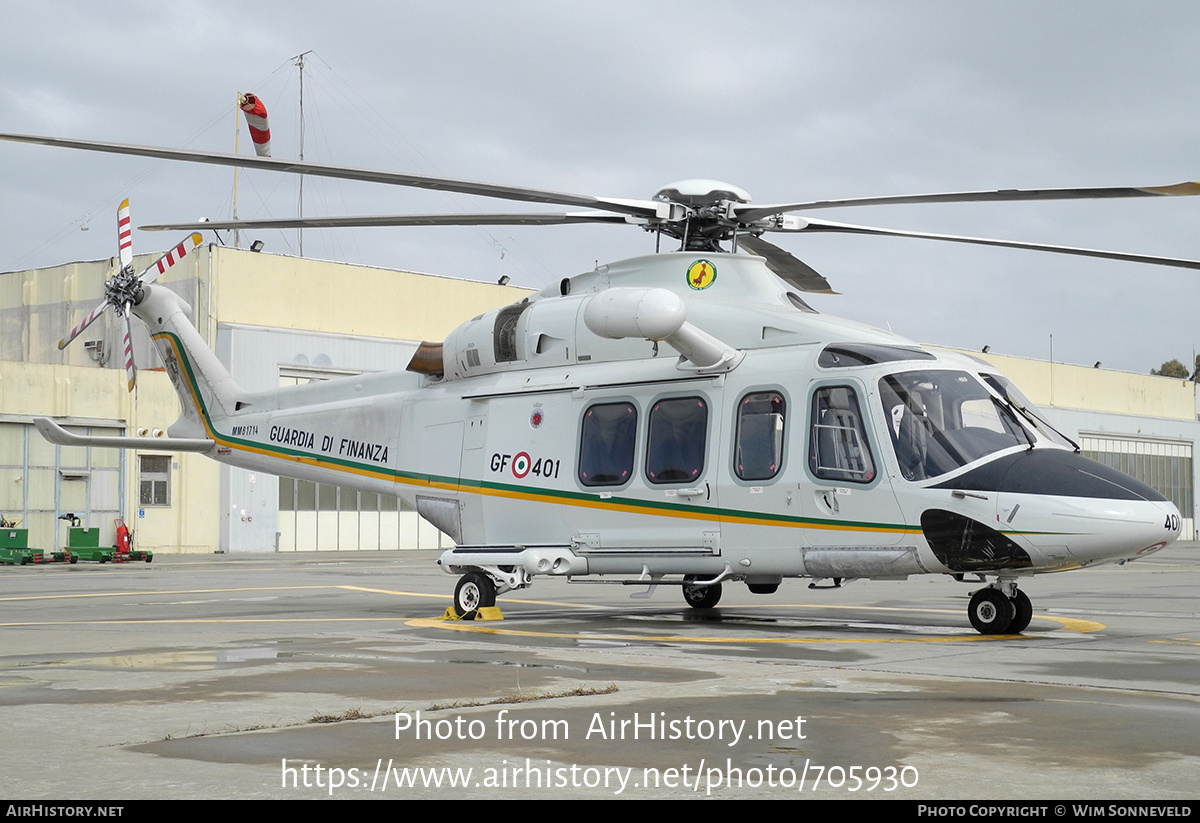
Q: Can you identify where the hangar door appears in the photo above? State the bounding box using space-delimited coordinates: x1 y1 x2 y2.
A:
272 369 447 551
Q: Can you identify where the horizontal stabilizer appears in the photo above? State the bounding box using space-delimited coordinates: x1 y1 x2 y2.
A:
34 418 214 452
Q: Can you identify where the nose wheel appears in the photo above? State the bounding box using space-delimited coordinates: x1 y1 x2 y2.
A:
968 586 1032 635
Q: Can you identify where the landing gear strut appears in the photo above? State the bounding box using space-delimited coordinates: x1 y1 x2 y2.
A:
453 571 496 618
682 576 722 609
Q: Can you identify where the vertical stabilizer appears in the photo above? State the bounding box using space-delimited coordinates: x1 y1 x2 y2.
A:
133 284 246 438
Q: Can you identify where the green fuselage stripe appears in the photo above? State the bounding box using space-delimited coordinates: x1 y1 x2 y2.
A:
156 331 1065 537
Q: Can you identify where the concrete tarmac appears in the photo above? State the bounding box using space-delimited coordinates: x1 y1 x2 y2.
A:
1 543 1198 800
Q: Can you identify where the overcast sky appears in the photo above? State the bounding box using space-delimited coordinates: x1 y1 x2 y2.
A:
2 1 1198 376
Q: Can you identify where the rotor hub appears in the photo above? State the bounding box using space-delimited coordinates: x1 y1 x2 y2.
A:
654 179 751 207
648 180 754 250
105 265 143 310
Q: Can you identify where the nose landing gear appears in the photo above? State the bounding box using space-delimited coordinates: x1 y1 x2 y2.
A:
968 583 1032 635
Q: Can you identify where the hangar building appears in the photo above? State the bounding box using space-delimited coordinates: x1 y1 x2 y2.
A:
1 245 527 553
2 246 1196 552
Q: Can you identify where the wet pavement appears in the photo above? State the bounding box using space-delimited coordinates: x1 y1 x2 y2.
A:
1 543 1198 799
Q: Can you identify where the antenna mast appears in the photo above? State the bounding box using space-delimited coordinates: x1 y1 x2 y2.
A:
232 90 242 249
292 50 314 257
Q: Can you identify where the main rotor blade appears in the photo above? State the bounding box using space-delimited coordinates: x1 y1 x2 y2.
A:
140 212 634 231
771 216 1200 270
136 233 205 286
734 182 1200 222
0 132 666 220
59 299 111 350
737 234 837 293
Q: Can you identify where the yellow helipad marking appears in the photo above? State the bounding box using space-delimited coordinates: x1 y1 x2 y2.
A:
0 584 443 604
408 617 1005 643
0 585 332 603
340 585 596 610
408 605 1103 642
0 583 1104 636
0 617 422 627
736 603 1103 633
336 585 451 600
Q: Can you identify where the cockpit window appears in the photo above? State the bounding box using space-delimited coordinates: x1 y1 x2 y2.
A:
880 370 1029 481
981 373 1077 450
809 386 876 483
818 343 936 368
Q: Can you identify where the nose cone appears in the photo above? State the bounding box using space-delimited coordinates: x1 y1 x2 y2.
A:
932 449 1182 568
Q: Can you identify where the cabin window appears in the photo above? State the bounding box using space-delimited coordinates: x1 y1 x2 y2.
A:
735 391 786 481
809 386 876 483
579 402 637 486
646 397 708 484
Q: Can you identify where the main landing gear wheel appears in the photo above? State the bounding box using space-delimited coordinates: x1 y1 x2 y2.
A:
454 571 496 619
1008 589 1033 634
682 576 722 609
968 588 1014 635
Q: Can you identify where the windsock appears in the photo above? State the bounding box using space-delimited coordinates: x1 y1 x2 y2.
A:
238 92 271 157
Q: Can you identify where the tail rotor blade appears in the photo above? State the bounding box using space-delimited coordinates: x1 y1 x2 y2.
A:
122 305 136 392
117 198 133 271
58 299 111 350
136 233 204 286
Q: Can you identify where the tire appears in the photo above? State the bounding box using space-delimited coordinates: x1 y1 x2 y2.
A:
1008 589 1033 634
682 577 722 609
968 588 1014 635
454 571 496 618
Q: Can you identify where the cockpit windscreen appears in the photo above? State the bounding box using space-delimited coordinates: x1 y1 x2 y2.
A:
879 370 1029 481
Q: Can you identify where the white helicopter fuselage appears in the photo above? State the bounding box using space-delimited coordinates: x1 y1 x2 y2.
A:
6 128 1192 635
133 251 1181 631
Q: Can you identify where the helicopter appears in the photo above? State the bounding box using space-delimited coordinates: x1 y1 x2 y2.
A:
0 131 1193 635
